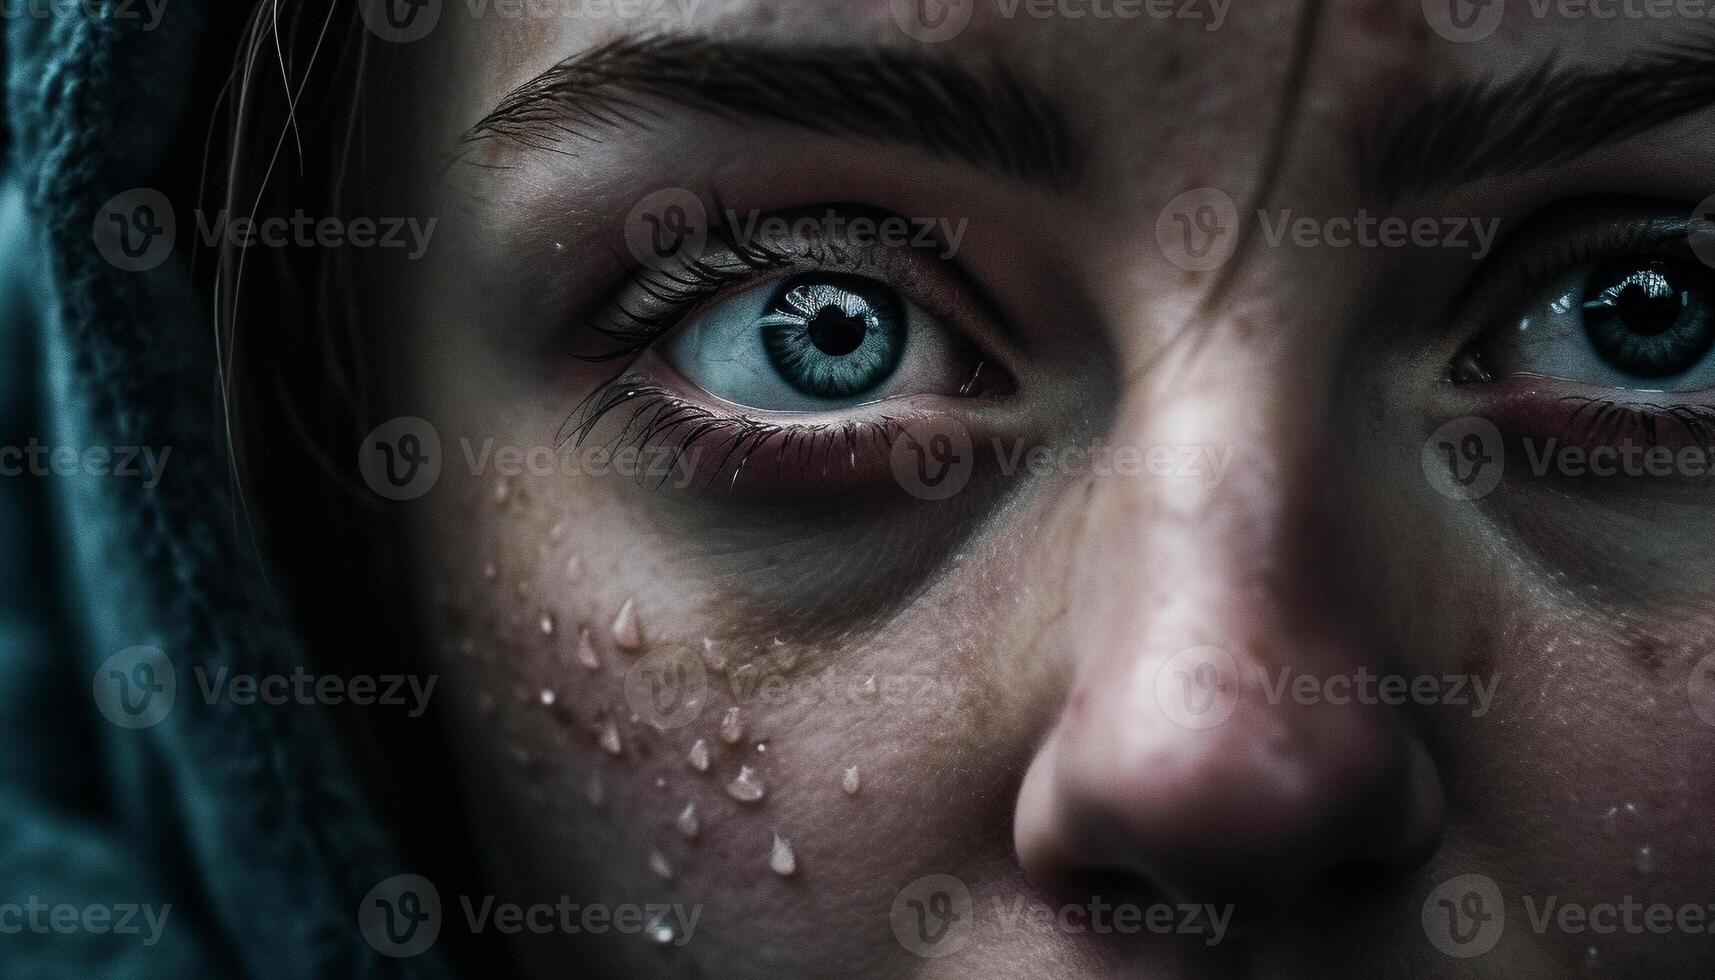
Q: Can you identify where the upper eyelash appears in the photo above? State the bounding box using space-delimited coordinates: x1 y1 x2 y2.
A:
1509 216 1693 294
572 223 795 362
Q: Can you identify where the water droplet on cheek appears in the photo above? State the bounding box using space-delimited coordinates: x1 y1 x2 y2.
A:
719 707 744 745
726 766 766 803
576 627 601 670
1636 845 1655 874
650 922 675 945
842 766 861 796
649 850 674 881
538 689 558 707
701 638 726 672
538 611 557 637
612 598 643 652
687 739 711 772
769 833 797 876
676 802 700 839
599 719 624 756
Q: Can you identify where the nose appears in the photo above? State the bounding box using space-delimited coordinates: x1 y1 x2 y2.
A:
1013 370 1445 921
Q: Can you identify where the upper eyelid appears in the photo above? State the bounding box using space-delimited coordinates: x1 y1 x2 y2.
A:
582 205 1024 374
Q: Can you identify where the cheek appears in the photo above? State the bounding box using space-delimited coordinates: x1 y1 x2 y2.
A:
1440 592 1715 900
415 467 898 949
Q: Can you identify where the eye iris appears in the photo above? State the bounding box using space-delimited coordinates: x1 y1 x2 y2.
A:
1583 256 1715 379
759 275 906 399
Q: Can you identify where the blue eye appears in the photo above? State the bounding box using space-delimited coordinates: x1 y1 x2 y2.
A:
661 269 988 413
759 275 906 399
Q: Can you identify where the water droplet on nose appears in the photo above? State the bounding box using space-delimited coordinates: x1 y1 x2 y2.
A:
612 599 643 652
842 766 861 796
553 241 567 256
650 922 676 945
687 739 711 772
769 833 797 876
576 627 601 670
599 719 624 756
676 802 700 839
755 742 766 753
860 674 877 698
1636 845 1655 874
726 766 766 803
539 689 558 708
539 611 558 637
719 707 744 745
649 850 674 880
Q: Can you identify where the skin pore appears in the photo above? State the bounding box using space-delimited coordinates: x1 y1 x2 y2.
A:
378 2 1715 976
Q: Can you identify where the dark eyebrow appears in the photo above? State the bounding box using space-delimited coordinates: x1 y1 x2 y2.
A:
459 34 1079 190
1364 33 1715 205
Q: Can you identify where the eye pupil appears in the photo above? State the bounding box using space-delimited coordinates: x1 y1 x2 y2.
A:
1612 270 1680 338
806 307 868 357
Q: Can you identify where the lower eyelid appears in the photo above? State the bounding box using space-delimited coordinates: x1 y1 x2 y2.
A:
1478 375 1715 454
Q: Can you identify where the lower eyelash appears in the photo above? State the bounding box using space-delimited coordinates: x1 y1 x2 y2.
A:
557 379 906 492
1561 396 1715 450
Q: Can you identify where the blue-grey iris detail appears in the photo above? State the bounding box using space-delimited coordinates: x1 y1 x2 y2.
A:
758 275 907 399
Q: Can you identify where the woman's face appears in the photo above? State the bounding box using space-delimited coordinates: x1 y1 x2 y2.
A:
384 2 1715 975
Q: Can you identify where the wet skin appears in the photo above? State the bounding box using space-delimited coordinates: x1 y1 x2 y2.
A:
379 1 1715 976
